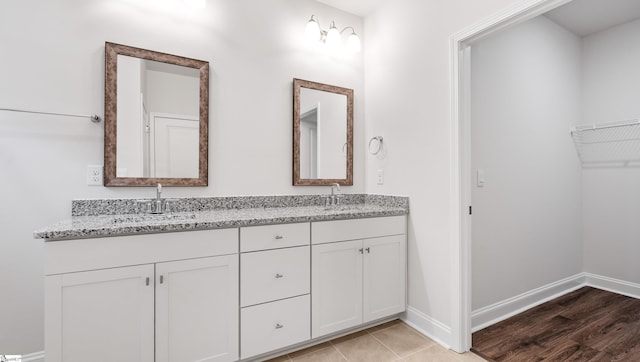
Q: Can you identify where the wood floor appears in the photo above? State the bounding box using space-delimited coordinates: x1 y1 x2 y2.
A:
472 287 640 361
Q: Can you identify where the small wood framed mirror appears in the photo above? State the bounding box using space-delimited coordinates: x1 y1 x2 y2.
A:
104 42 209 186
293 78 353 186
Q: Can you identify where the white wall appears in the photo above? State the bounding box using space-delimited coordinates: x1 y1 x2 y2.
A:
0 0 363 354
582 19 640 284
363 0 640 349
145 68 199 117
364 0 522 342
469 16 583 310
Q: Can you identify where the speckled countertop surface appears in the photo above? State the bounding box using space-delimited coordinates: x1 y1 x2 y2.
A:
34 194 409 241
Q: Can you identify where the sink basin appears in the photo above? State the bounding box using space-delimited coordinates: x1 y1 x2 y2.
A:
323 205 366 212
111 213 198 224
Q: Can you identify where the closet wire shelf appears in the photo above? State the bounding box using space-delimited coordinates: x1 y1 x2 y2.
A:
571 119 640 168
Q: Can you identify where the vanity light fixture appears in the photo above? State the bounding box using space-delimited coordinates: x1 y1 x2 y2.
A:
304 15 361 54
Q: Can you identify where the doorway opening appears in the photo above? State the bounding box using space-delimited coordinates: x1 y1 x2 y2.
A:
451 0 640 351
449 0 640 352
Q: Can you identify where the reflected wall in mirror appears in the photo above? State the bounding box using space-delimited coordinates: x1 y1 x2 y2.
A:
293 78 353 186
104 42 209 186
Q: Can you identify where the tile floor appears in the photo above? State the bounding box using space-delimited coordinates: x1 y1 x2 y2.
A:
266 320 485 362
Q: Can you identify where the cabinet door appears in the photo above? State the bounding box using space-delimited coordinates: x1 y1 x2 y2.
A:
363 235 406 323
45 265 155 362
155 255 239 362
311 240 363 338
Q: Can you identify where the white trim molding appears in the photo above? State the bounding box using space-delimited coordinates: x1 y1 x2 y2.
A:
17 352 45 362
402 307 453 349
584 273 640 299
471 274 584 332
470 273 640 333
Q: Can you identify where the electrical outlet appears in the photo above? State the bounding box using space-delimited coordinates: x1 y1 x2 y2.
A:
377 169 384 185
87 165 103 186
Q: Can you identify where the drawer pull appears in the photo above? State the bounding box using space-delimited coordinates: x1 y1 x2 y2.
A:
159 275 164 284
275 273 284 279
365 247 371 254
275 235 284 240
359 248 364 254
145 277 150 286
275 323 284 329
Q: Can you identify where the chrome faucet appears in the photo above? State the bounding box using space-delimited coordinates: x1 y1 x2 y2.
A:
137 183 169 214
326 183 342 206
153 183 164 214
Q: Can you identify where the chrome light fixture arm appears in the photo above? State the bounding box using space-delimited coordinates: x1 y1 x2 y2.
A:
305 15 361 53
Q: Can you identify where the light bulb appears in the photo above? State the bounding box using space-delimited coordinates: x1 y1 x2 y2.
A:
326 23 341 51
304 17 321 43
346 32 361 53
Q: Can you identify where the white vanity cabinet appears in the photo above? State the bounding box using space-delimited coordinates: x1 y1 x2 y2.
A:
42 209 408 361
239 223 311 359
44 229 239 362
311 216 406 339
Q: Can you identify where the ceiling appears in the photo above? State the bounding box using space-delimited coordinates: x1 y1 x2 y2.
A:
545 0 640 36
315 0 385 16
315 0 640 37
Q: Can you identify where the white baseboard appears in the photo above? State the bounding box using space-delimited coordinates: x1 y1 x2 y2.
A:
471 273 585 332
584 273 640 299
471 272 640 332
402 306 452 349
19 352 44 362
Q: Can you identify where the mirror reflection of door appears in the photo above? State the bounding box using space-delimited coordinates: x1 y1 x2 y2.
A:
147 114 199 178
115 54 200 178
300 106 318 178
299 88 347 179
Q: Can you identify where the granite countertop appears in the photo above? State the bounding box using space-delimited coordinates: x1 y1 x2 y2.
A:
35 195 409 241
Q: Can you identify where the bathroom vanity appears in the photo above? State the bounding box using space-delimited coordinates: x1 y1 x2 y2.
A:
35 195 408 362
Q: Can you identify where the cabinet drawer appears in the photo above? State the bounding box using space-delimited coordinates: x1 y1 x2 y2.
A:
312 216 406 244
45 229 239 275
241 246 309 307
241 295 310 359
240 223 310 252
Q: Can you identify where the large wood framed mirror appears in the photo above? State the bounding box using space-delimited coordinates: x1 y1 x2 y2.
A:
293 79 353 186
104 42 209 186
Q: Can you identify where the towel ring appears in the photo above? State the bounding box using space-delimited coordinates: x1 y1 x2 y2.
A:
368 136 383 155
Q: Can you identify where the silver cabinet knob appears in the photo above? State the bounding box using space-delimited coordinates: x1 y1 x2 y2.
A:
359 248 363 254
275 323 284 329
365 247 371 254
275 273 284 279
275 235 284 240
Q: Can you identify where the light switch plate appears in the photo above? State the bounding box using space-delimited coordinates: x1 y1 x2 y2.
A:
476 169 485 187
